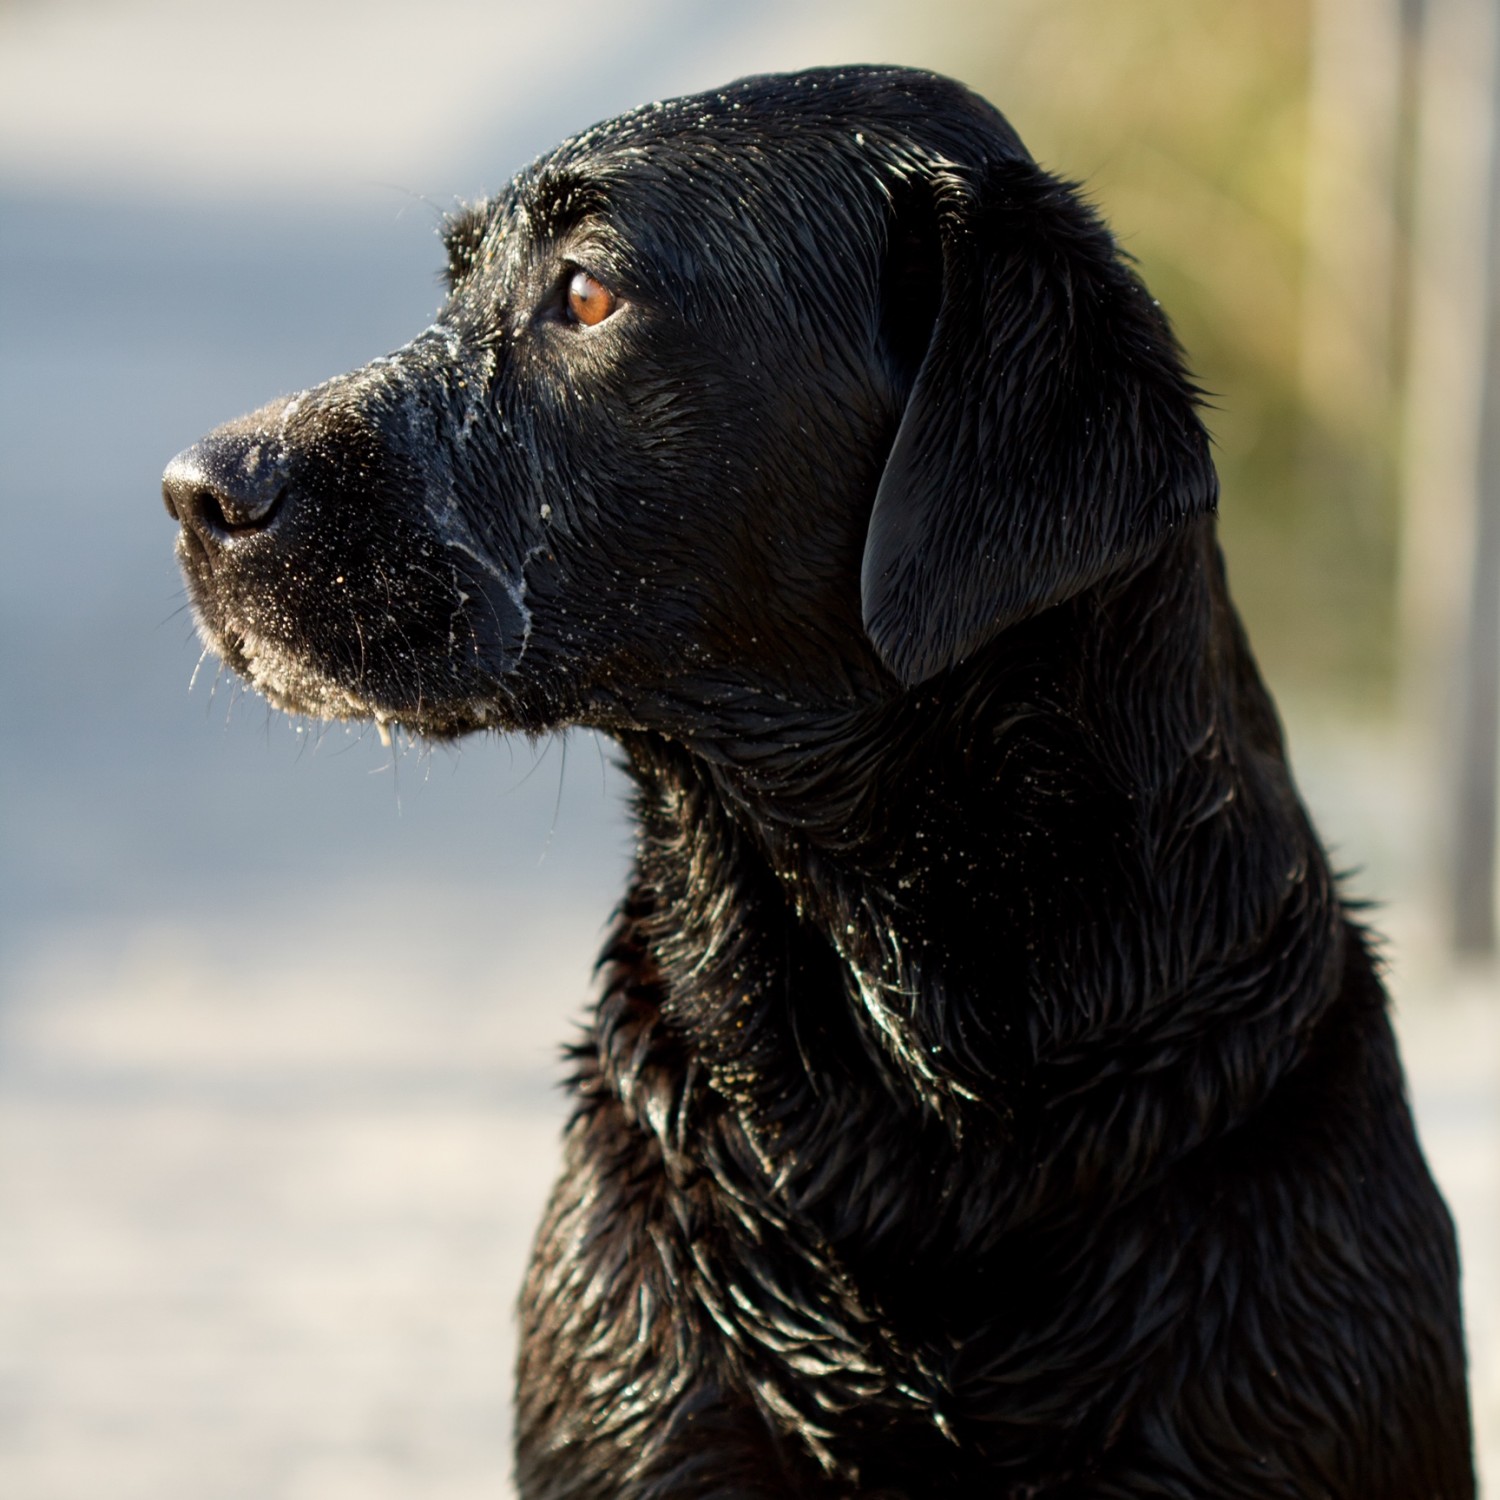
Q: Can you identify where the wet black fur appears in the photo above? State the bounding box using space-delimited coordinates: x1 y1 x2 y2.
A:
163 67 1473 1497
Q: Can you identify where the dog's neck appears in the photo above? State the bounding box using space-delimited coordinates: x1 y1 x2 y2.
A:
601 518 1345 1245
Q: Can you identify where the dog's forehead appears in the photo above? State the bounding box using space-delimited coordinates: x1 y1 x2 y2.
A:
458 66 1025 255
557 65 1021 159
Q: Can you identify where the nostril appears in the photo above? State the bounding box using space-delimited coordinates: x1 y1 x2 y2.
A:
162 442 286 548
194 484 231 536
214 480 284 531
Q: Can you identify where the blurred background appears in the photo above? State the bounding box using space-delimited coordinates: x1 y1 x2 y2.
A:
1 0 1496 1494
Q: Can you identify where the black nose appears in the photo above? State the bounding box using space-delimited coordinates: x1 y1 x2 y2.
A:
162 430 288 554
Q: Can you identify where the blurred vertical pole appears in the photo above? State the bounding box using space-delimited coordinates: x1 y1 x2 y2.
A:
1298 0 1403 492
1399 0 1500 954
1453 4 1500 953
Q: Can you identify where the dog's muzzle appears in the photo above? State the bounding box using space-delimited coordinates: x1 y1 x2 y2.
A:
162 359 533 728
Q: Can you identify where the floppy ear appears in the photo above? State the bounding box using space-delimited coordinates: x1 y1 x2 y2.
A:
860 159 1217 687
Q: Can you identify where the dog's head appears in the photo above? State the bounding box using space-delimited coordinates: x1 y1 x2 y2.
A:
163 66 1215 740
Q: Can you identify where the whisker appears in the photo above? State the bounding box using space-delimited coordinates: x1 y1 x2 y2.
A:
188 646 213 695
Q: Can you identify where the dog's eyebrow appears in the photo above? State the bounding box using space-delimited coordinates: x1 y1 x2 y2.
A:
523 172 613 241
440 200 492 288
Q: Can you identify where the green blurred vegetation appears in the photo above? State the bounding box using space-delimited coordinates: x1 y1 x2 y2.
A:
892 0 1402 702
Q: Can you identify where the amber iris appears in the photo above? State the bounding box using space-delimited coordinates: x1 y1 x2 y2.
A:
567 269 615 326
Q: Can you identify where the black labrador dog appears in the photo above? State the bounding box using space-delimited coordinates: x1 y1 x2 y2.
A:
162 66 1473 1498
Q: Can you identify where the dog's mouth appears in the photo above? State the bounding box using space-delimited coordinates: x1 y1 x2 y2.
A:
181 567 518 741
170 501 523 742
196 605 516 742
205 612 376 723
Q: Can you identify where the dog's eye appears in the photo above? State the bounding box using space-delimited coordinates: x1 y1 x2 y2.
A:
566 269 615 327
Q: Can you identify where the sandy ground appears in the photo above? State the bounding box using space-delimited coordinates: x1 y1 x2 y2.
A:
0 878 586 1500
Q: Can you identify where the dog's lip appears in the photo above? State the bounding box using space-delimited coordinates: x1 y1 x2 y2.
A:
188 596 524 740
174 523 215 577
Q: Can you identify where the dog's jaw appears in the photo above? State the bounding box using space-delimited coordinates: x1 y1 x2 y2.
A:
177 546 518 741
195 606 376 723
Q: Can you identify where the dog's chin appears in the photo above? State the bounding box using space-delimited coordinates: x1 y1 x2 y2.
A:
216 623 373 720
197 616 505 743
